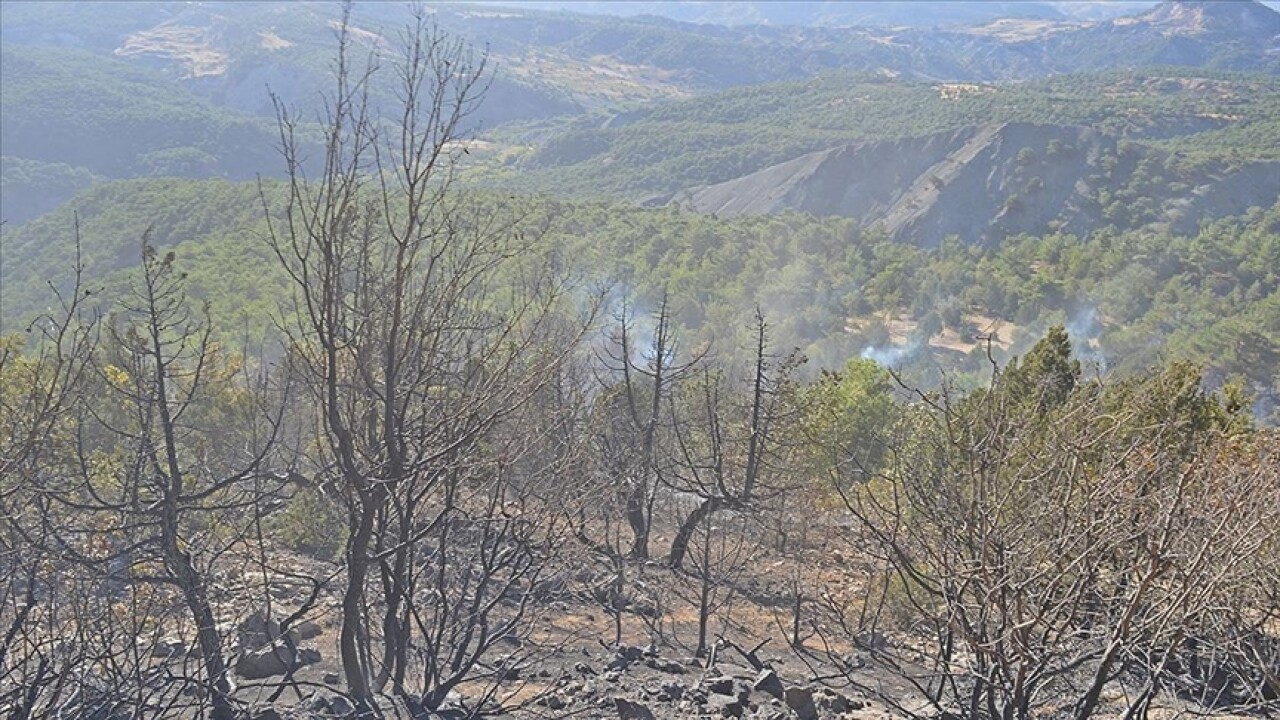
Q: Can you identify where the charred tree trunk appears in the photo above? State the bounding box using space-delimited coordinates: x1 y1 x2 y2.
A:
625 480 651 561
341 486 381 715
669 496 727 571
669 312 771 570
143 251 235 720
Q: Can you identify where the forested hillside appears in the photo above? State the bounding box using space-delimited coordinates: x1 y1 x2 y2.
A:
5 178 1276 420
2 0 1276 399
2 4 1279 719
679 122 1280 245
0 46 282 207
4 1 1280 223
503 69 1280 199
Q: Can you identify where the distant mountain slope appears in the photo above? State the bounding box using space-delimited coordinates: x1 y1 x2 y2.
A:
3 0 1275 120
0 45 286 224
0 0 961 115
0 157 104 225
0 178 282 335
0 46 280 176
2 1 1278 227
1134 0 1280 35
462 0 1280 86
0 2 582 121
479 1 1280 28
503 69 1280 200
677 122 1280 245
976 0 1280 74
472 1 1076 28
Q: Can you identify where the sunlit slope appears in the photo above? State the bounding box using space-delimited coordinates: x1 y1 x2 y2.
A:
500 69 1280 201
4 178 1275 399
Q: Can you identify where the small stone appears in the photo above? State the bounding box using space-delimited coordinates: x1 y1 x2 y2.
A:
838 653 866 671
150 638 186 658
292 619 323 641
615 697 656 720
538 694 567 710
327 695 355 717
816 688 852 714
617 644 645 662
235 641 296 680
494 653 521 682
645 657 687 674
705 693 745 718
705 676 736 696
856 630 889 650
239 610 281 650
752 668 785 700
784 686 818 720
660 681 686 701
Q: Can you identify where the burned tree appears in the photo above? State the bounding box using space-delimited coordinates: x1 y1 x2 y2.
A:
834 333 1280 720
592 295 703 561
74 241 286 718
666 310 800 570
263 5 596 714
2 231 289 718
0 227 98 717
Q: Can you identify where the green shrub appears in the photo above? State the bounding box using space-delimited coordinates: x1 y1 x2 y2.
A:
267 487 347 561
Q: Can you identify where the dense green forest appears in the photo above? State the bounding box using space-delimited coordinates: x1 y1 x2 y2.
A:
0 156 103 222
0 46 284 180
5 178 1276 420
497 68 1280 198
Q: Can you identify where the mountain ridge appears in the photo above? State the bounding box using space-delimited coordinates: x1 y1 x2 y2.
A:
2 1 1279 226
674 122 1280 245
1136 0 1280 35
